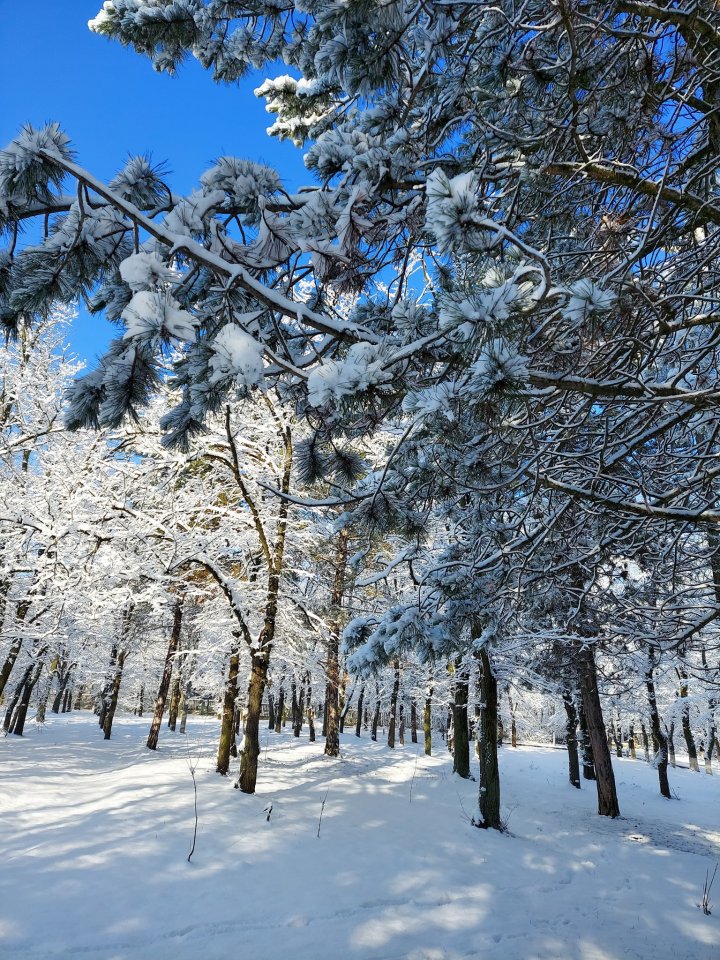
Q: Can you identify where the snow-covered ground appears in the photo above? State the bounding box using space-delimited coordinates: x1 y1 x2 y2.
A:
1 713 717 960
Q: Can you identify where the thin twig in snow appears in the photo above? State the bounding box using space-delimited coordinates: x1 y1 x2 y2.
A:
317 789 329 838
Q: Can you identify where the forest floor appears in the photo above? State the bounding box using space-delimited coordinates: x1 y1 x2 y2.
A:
0 713 718 960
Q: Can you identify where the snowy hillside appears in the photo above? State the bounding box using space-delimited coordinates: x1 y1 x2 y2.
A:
1 713 717 960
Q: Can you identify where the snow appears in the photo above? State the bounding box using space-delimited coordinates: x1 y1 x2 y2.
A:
1 713 718 960
307 343 391 407
122 291 197 343
208 324 265 388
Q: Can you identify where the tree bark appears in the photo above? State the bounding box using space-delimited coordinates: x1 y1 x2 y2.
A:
355 683 365 737
424 687 433 756
476 647 501 830
0 599 31 700
452 657 470 778
102 650 126 740
3 663 33 733
325 528 349 758
388 659 400 748
578 645 620 817
274 680 284 734
10 660 43 736
217 641 240 774
678 670 700 771
410 699 418 744
646 647 671 798
305 674 316 742
237 653 269 793
147 592 184 751
563 690 581 788
578 699 596 779
371 685 380 741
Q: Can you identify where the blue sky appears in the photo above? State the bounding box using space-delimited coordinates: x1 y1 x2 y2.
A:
0 0 308 361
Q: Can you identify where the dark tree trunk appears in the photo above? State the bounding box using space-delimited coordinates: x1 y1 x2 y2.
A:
452 658 470 778
11 659 44 735
98 644 119 730
217 642 240 775
237 653 269 794
63 688 72 712
578 700 596 779
578 645 620 817
640 722 650 761
507 690 518 748
137 684 144 718
147 593 184 751
267 692 275 730
476 647 501 830
325 528 349 758
293 681 305 737
179 680 191 734
355 683 365 738
371 686 380 741
646 647 671 798
339 677 356 734
102 651 126 740
388 660 400 748
678 672 700 771
628 724 636 760
306 674 316 742
563 690 581 788
168 645 182 732
666 721 676 767
4 663 33 733
399 703 405 746
51 667 71 714
424 687 433 756
410 699 418 744
275 680 285 734
0 599 31 700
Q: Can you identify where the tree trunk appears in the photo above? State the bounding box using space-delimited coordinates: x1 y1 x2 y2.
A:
179 680 191 734
137 684 144 718
274 680 284 734
424 687 433 756
0 599 31 700
10 659 44 735
3 663 33 733
339 676 356 734
102 650 126 740
267 692 275 730
306 674 316 742
325 528 349 758
640 722 650 762
217 642 240 775
410 699 418 744
355 683 365 737
64 688 73 712
452 657 470 778
399 703 405 746
168 647 182 732
147 593 184 751
578 645 620 817
388 659 400 748
562 690 581 788
666 721 676 767
678 672 700 771
507 690 518 748
578 699 596 779
476 646 501 830
293 681 305 737
237 653 269 794
371 686 380 741
628 724 636 760
646 647 671 798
